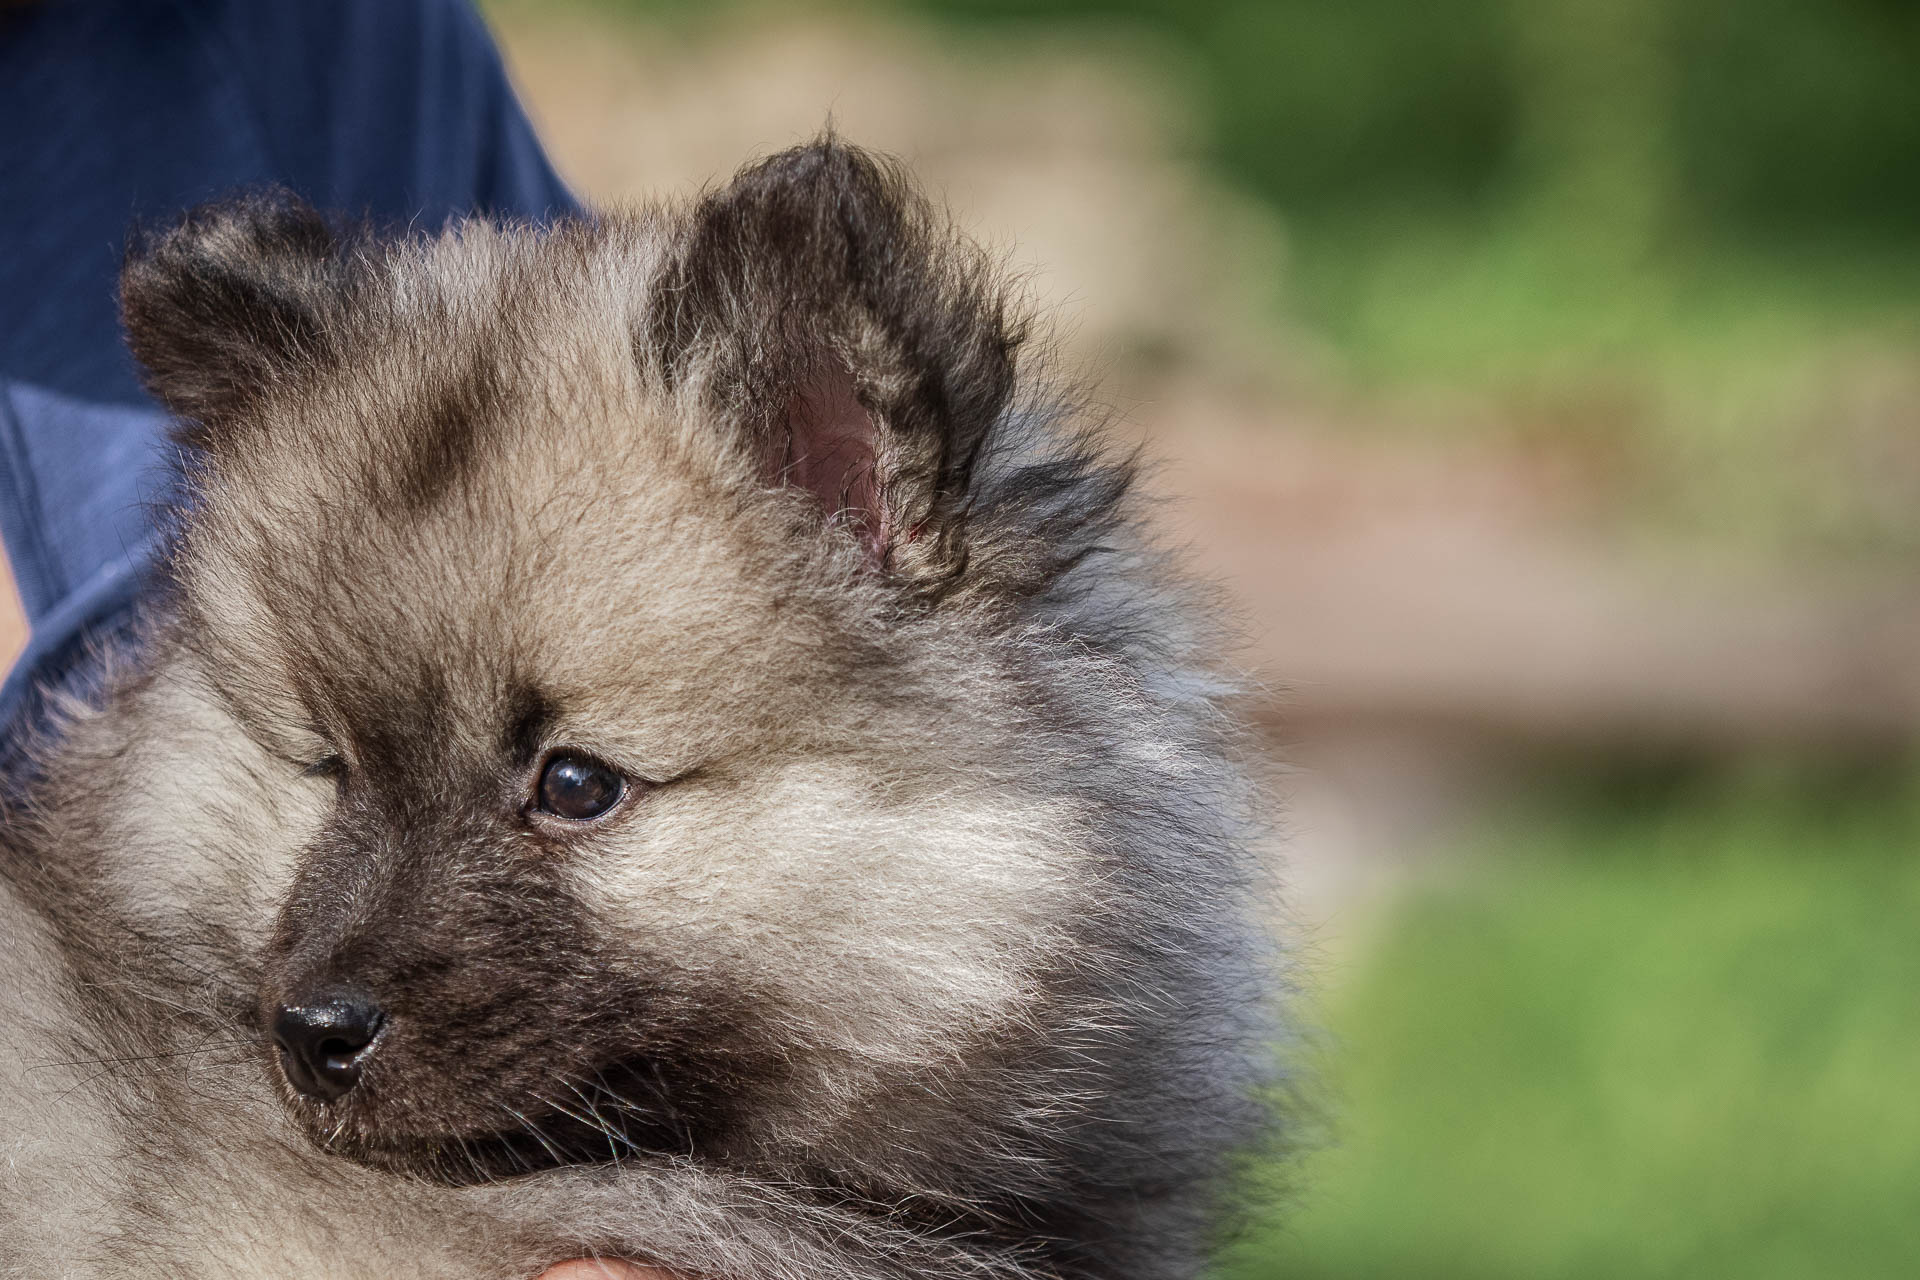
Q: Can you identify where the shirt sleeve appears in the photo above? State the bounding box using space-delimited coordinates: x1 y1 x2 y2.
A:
183 0 579 226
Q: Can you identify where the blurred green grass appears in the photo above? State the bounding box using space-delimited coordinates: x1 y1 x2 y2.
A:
1228 766 1920 1280
908 0 1920 555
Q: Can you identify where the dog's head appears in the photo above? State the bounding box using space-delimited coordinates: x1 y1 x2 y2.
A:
120 143 1120 1184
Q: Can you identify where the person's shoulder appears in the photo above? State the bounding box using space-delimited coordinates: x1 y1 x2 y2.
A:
171 0 576 223
172 0 492 64
170 0 508 113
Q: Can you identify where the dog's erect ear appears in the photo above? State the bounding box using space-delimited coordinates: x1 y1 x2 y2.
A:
649 138 1027 585
121 190 357 451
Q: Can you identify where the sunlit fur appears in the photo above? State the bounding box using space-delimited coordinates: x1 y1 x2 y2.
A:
0 141 1282 1280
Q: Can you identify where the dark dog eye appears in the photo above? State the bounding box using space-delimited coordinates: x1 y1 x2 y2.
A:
537 754 625 821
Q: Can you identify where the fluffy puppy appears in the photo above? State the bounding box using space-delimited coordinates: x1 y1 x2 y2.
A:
0 139 1281 1280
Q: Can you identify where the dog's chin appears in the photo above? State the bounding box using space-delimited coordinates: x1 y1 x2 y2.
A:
286 1057 701 1187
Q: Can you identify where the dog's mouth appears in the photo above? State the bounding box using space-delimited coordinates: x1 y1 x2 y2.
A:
416 1101 687 1186
316 1057 705 1186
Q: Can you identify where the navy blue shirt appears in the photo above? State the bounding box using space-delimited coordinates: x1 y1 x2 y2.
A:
0 0 577 736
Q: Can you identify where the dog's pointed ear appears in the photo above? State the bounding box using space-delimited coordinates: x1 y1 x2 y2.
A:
648 138 1027 586
121 190 355 451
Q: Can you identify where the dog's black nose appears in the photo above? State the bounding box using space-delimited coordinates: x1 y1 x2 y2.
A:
272 992 385 1102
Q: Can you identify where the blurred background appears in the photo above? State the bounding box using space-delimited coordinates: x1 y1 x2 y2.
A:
484 1 1919 1275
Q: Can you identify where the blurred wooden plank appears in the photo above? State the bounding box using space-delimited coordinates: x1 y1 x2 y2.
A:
1150 403 1920 751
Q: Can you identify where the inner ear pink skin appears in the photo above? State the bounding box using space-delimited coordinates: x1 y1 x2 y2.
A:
773 363 887 560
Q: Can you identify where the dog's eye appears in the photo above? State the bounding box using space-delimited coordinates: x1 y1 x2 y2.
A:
536 754 625 821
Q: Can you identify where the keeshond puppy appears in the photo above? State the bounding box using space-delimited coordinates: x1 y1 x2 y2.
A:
0 140 1278 1279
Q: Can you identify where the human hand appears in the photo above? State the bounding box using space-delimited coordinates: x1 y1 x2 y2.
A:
536 1262 681 1280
